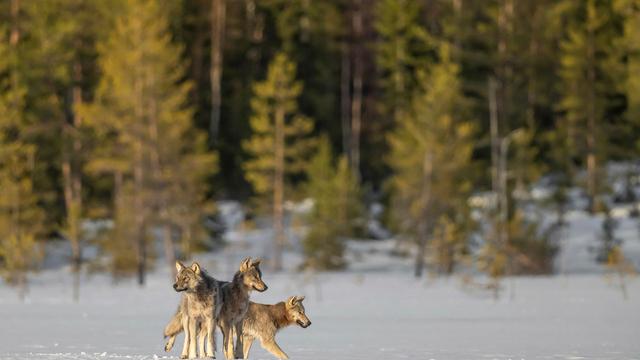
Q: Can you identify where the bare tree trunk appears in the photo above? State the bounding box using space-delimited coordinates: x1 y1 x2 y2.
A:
134 146 146 286
414 236 427 278
62 156 83 301
134 75 146 286
617 270 629 300
526 27 537 130
499 137 511 283
10 0 19 46
182 220 193 259
488 77 503 295
62 61 84 302
148 92 172 279
17 272 26 302
273 107 285 271
451 0 462 51
340 41 351 157
586 22 598 213
191 22 205 108
489 78 499 202
349 0 363 180
210 0 226 143
10 0 27 302
164 224 177 278
414 153 433 278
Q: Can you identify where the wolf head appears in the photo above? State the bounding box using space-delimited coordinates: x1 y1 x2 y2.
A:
238 257 268 292
173 261 203 292
286 295 311 328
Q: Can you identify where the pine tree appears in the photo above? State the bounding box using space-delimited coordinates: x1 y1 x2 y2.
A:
388 44 476 277
373 0 429 122
20 0 112 300
261 0 344 165
0 26 44 299
624 0 640 127
243 52 315 271
303 137 362 270
558 0 623 213
81 0 216 284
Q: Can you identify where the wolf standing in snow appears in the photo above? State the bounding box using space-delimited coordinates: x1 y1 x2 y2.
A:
235 296 312 360
164 257 267 360
218 257 267 359
164 261 223 359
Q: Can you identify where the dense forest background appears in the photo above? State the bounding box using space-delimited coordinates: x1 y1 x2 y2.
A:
1 0 639 296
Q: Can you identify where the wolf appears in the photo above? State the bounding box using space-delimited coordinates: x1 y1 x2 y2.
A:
164 261 223 359
164 257 267 360
235 296 311 360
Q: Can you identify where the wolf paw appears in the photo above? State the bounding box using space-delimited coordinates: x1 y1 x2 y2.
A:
179 356 187 359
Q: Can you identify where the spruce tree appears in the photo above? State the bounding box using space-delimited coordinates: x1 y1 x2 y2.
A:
387 44 476 277
558 0 622 213
82 0 216 284
0 27 44 299
624 0 640 126
20 0 112 300
243 52 315 271
373 0 429 122
303 137 362 270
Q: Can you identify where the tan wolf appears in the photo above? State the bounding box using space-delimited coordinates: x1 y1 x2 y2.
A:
235 296 312 360
164 257 267 360
164 261 223 359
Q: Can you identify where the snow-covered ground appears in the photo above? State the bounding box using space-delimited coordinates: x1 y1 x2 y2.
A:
1 251 639 360
2 186 640 360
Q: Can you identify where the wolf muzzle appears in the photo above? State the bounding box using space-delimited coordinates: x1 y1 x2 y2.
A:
254 284 268 292
297 320 311 328
173 283 187 292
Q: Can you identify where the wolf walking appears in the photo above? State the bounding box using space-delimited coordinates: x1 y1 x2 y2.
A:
235 296 311 360
165 261 223 359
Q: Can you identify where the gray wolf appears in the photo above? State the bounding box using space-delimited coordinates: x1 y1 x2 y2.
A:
218 257 267 359
164 261 223 359
235 295 311 359
164 257 267 360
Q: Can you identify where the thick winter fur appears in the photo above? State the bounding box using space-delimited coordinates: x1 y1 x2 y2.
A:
164 257 267 360
165 261 223 359
218 257 267 359
235 296 311 360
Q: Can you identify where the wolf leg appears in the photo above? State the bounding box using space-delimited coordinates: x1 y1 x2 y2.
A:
198 321 207 357
233 323 243 359
220 322 233 360
261 338 289 360
205 317 216 358
188 318 198 359
226 324 236 360
241 335 254 359
180 316 190 359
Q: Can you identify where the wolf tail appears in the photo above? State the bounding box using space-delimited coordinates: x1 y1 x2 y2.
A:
164 309 183 338
163 309 183 352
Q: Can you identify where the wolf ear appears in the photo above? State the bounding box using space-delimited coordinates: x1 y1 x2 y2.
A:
176 261 186 272
251 258 261 267
295 295 305 303
191 262 201 274
287 296 297 306
240 257 252 272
